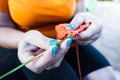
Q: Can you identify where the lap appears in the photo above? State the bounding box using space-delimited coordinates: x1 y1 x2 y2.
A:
0 47 79 80
21 60 79 80
65 45 111 77
0 45 111 80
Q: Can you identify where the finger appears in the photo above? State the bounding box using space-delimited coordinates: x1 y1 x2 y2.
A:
53 56 64 67
46 37 73 69
45 37 73 70
56 37 73 58
26 37 50 49
30 45 59 73
45 56 64 70
79 22 103 40
75 32 101 45
75 32 101 41
18 41 59 73
75 39 94 45
84 40 95 45
69 14 86 29
18 41 35 62
24 30 52 49
88 32 102 41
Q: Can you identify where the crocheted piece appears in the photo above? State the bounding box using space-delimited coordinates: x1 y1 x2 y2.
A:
55 22 91 79
55 22 91 40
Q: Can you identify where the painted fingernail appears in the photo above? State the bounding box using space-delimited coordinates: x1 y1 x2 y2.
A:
67 36 73 46
67 24 74 29
50 39 58 46
52 45 58 55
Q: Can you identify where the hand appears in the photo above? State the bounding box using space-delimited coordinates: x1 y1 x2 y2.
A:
68 13 103 45
18 30 72 73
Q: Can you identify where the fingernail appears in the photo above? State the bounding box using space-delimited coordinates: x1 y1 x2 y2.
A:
50 39 58 46
67 24 74 29
52 45 58 55
67 36 73 46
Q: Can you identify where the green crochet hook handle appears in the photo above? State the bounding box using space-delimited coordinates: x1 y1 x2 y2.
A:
0 52 44 80
0 36 72 80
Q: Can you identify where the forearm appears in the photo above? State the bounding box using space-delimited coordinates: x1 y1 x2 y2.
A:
0 27 24 49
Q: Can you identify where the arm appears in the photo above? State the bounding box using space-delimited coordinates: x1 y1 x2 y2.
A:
0 0 24 49
0 12 24 49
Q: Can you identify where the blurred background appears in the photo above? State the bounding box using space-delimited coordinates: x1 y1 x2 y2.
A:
85 0 120 79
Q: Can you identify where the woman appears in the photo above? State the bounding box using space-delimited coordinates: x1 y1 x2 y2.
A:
0 0 115 80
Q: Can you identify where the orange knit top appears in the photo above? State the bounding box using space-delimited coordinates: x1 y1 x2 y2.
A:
0 0 80 38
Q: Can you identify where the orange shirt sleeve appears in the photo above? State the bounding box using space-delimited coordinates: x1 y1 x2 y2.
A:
0 0 9 13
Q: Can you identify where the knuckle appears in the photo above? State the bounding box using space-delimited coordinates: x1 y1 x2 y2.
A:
31 68 41 74
54 62 61 68
26 30 39 34
82 32 92 39
32 65 44 74
88 32 93 37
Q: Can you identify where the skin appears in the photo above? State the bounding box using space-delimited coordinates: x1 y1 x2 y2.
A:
0 12 71 73
0 0 115 80
0 13 24 49
0 0 84 49
0 1 85 72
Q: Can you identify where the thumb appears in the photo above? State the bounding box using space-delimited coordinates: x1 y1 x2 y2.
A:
24 30 50 49
69 14 86 29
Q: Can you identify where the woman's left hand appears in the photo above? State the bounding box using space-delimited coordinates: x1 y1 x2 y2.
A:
68 13 103 45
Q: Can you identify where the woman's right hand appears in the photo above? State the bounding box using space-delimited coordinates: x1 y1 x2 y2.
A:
18 30 72 73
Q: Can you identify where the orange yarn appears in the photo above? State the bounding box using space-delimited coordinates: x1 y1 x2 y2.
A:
55 22 91 80
55 22 91 40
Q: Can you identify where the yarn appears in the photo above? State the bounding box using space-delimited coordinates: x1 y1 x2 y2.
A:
55 22 91 79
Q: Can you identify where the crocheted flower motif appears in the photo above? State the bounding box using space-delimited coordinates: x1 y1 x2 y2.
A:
55 22 91 40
